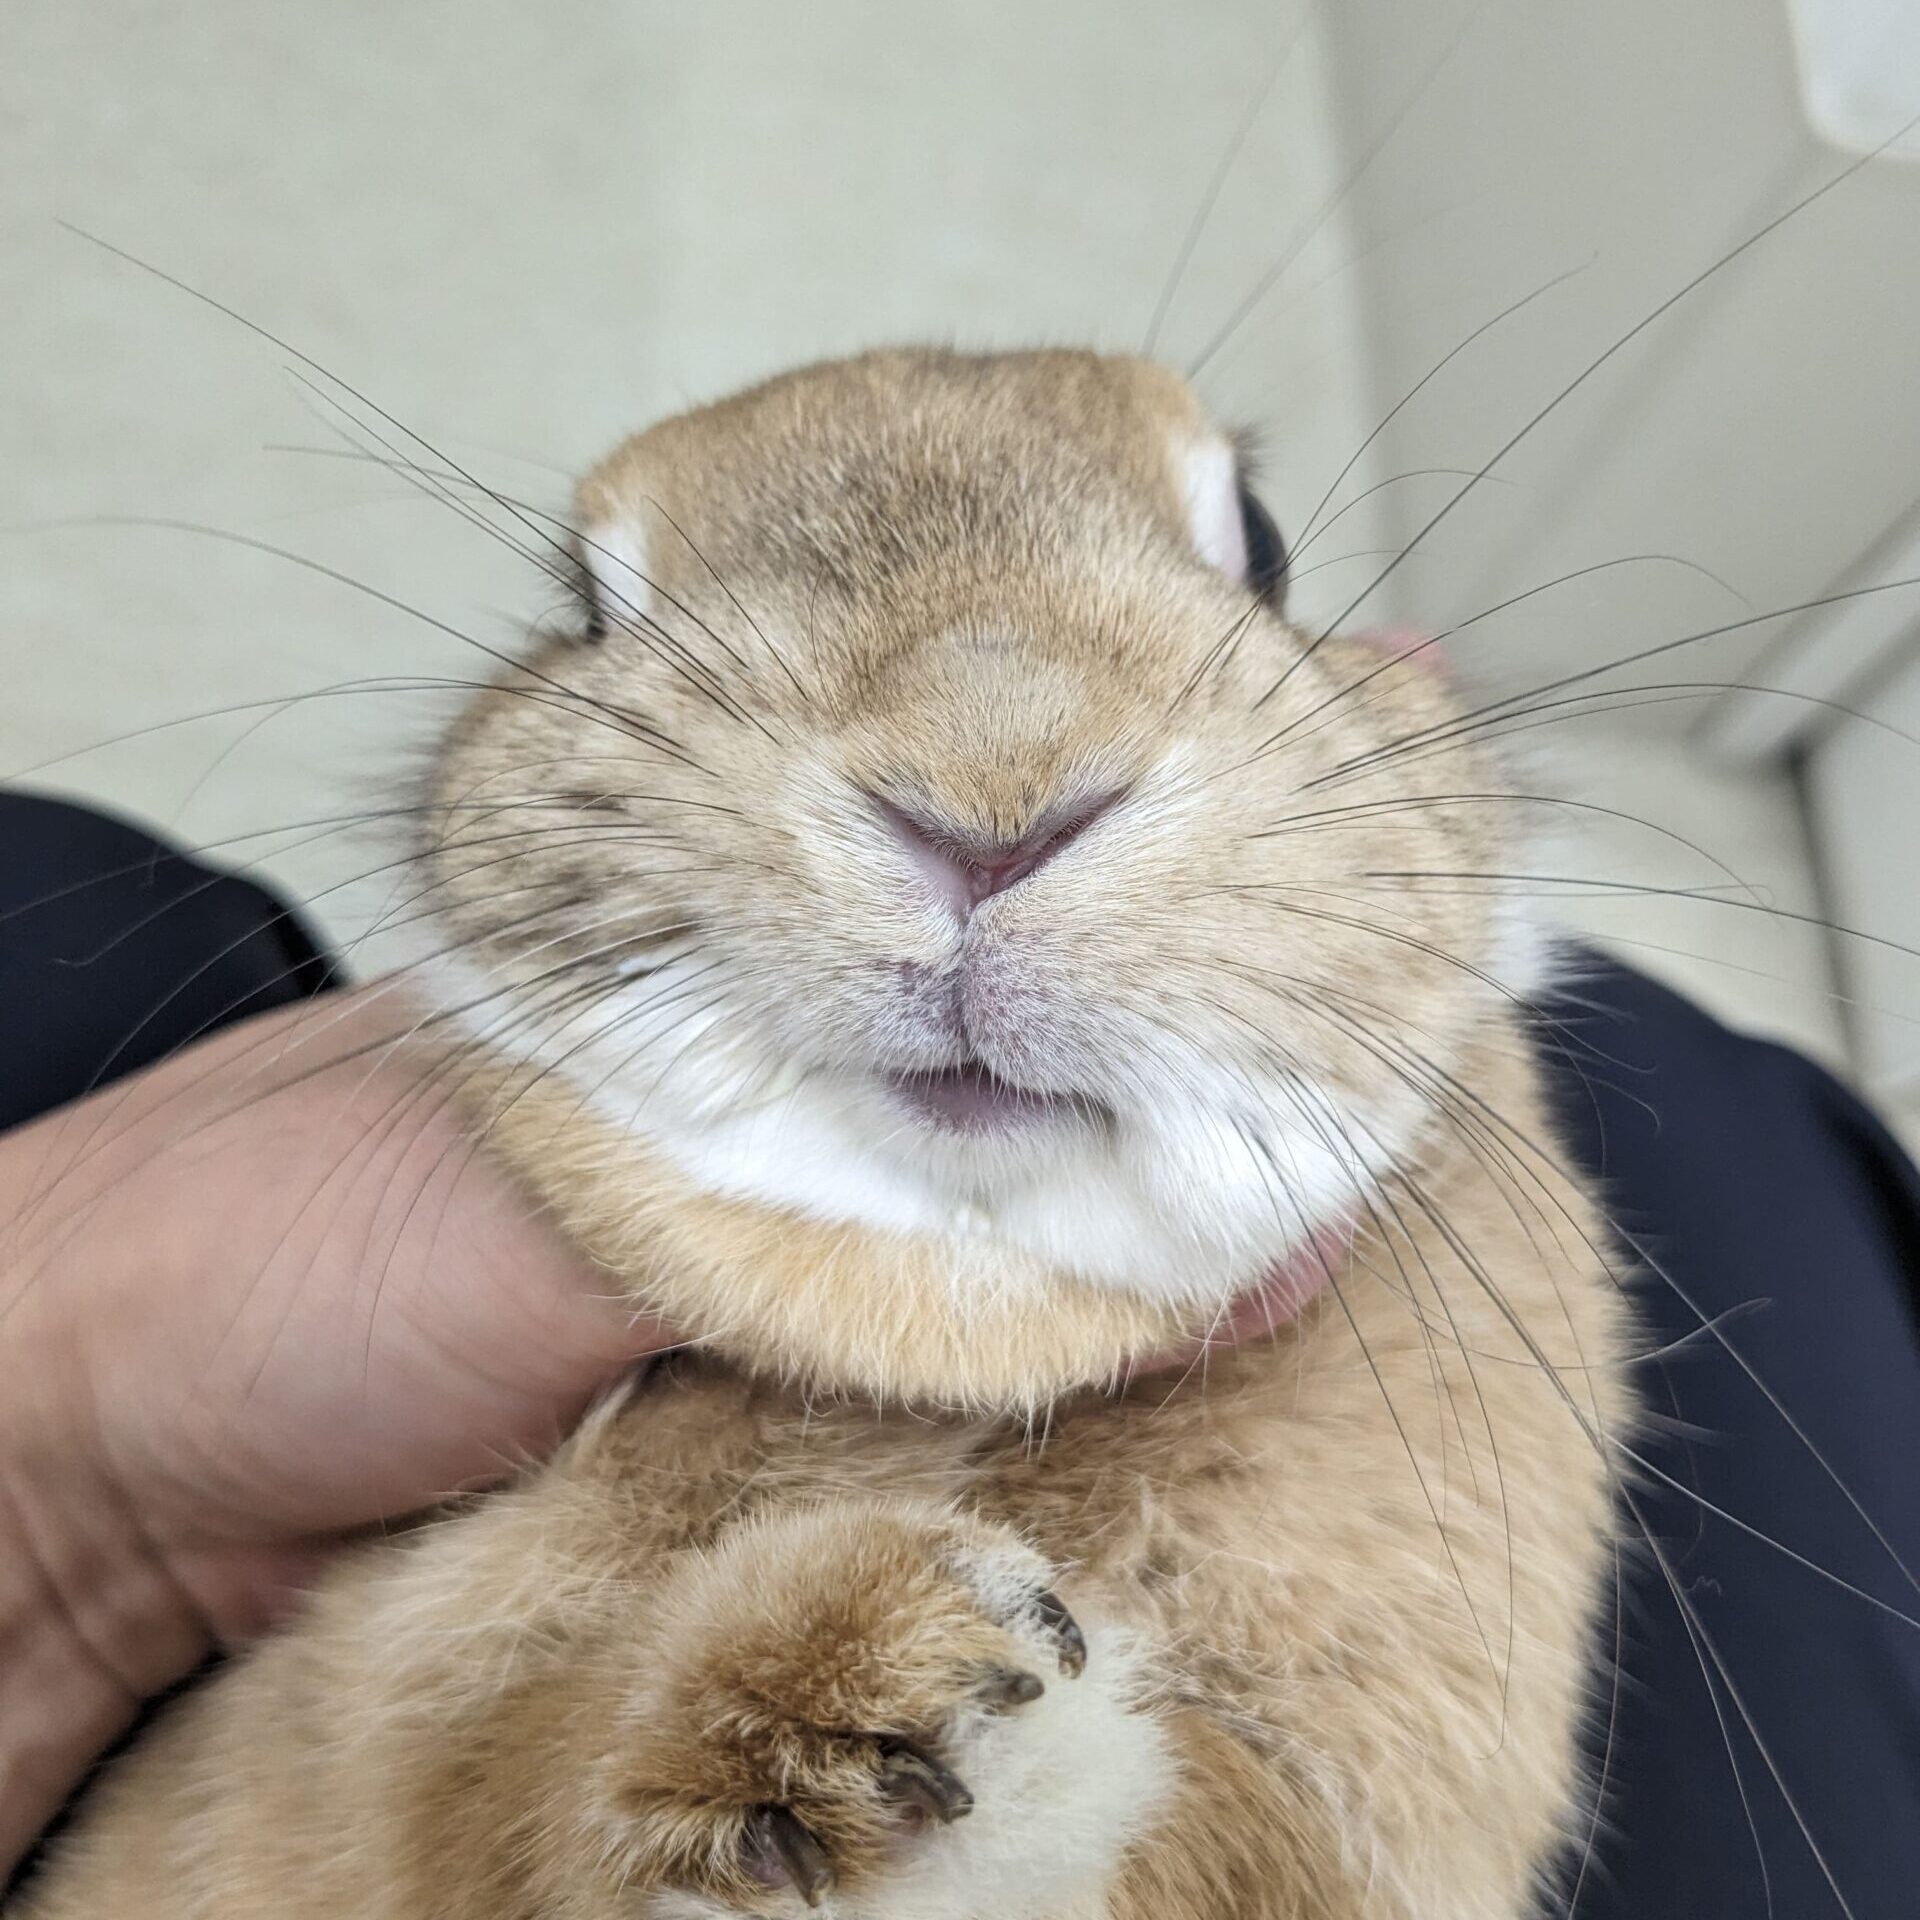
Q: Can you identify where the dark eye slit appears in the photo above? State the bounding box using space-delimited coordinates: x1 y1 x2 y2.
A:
1237 481 1289 611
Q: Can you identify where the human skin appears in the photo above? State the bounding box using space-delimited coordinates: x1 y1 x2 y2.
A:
0 986 675 1877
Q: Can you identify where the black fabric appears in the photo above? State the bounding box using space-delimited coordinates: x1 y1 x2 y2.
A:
3 793 1918 1914
0 792 334 1124
1535 961 1920 1919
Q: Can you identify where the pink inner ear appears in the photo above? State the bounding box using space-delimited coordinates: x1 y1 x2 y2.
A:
1182 440 1248 582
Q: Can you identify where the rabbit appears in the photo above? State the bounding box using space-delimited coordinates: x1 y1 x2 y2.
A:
16 348 1626 1919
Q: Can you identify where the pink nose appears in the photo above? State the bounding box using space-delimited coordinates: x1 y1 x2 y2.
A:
879 793 1120 918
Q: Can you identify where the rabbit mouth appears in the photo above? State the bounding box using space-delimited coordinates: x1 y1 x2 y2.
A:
883 1058 1110 1135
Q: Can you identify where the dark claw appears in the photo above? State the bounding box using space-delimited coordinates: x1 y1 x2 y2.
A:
974 1665 1045 1710
878 1739 975 1824
745 1805 835 1908
1033 1589 1087 1676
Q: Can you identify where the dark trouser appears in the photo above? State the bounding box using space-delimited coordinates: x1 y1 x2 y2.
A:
1535 963 1920 1918
4 793 1917 1916
0 792 332 1131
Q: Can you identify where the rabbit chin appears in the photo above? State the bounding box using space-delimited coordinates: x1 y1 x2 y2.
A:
429 950 1420 1304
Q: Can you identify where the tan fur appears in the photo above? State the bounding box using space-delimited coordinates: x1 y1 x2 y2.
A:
15 351 1629 1918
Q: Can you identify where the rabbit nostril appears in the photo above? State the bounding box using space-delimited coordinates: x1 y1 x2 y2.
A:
965 844 1042 904
875 791 1125 917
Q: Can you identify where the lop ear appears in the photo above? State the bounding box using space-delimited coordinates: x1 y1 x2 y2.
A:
1177 434 1289 611
571 518 654 642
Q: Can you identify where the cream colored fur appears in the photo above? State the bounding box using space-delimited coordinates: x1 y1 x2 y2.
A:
15 350 1629 1918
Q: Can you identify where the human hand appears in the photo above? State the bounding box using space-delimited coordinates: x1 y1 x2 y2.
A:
0 985 672 1870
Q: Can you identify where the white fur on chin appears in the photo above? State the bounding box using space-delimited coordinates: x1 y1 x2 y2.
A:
421 944 1422 1307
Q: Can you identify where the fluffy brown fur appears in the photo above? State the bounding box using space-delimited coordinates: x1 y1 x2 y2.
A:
16 350 1629 1918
